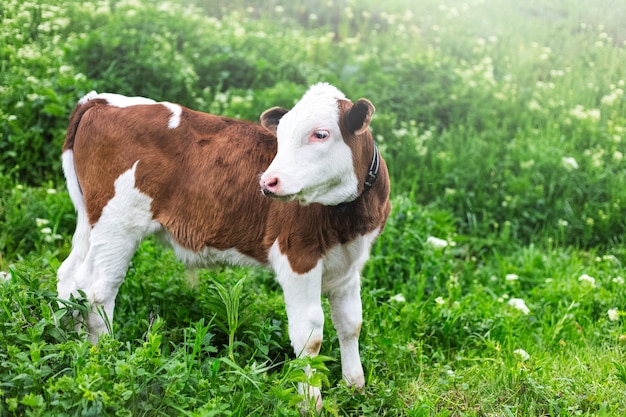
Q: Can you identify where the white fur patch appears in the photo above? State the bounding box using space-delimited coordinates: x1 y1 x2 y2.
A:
78 92 182 129
96 93 157 107
321 228 380 294
305 82 347 101
84 162 163 299
161 102 182 129
78 91 99 106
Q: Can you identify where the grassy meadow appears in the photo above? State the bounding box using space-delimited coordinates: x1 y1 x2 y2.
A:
1 0 626 415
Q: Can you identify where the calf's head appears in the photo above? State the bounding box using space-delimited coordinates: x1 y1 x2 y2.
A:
260 83 375 206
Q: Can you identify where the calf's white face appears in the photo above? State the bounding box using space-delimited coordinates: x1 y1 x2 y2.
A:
260 83 360 206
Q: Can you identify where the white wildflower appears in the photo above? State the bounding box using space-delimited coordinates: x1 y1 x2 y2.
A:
549 69 565 77
46 188 57 194
426 236 448 249
505 273 519 282
562 157 579 171
608 308 620 321
493 92 507 101
214 92 228 103
613 276 625 285
578 273 596 287
0 271 9 281
602 92 620 106
587 109 601 121
40 227 52 235
570 105 588 120
36 218 50 227
45 233 62 243
507 298 530 314
389 293 406 303
514 348 530 361
527 99 542 111
435 296 445 306
570 104 601 121
448 275 459 287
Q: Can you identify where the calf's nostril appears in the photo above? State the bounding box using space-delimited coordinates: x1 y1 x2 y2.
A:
266 177 279 189
260 176 280 195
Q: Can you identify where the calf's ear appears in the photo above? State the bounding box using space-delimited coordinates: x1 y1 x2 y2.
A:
346 99 375 135
260 107 289 133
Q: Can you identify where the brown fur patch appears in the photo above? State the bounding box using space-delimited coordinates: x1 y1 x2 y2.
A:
307 338 323 356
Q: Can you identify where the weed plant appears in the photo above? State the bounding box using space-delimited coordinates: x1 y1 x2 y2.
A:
2 0 626 415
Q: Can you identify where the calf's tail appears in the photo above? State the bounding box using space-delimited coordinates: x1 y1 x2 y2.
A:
63 91 101 152
62 91 101 215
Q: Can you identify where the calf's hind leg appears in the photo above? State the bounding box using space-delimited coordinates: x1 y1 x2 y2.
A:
65 163 161 343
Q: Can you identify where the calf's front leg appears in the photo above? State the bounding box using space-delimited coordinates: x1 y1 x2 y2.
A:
328 274 365 388
270 244 325 411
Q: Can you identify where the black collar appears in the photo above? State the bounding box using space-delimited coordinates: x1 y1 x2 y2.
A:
332 142 381 210
363 142 380 190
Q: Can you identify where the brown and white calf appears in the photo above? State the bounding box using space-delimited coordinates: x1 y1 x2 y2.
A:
57 83 390 408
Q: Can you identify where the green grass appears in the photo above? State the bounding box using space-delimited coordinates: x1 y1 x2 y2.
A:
2 0 626 415
3 196 626 415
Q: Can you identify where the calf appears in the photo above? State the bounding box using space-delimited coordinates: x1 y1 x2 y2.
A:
57 83 390 408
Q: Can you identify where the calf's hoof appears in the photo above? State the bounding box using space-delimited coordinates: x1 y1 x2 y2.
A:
298 383 322 415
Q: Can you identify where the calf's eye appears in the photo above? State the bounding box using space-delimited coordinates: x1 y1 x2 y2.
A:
312 130 330 141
